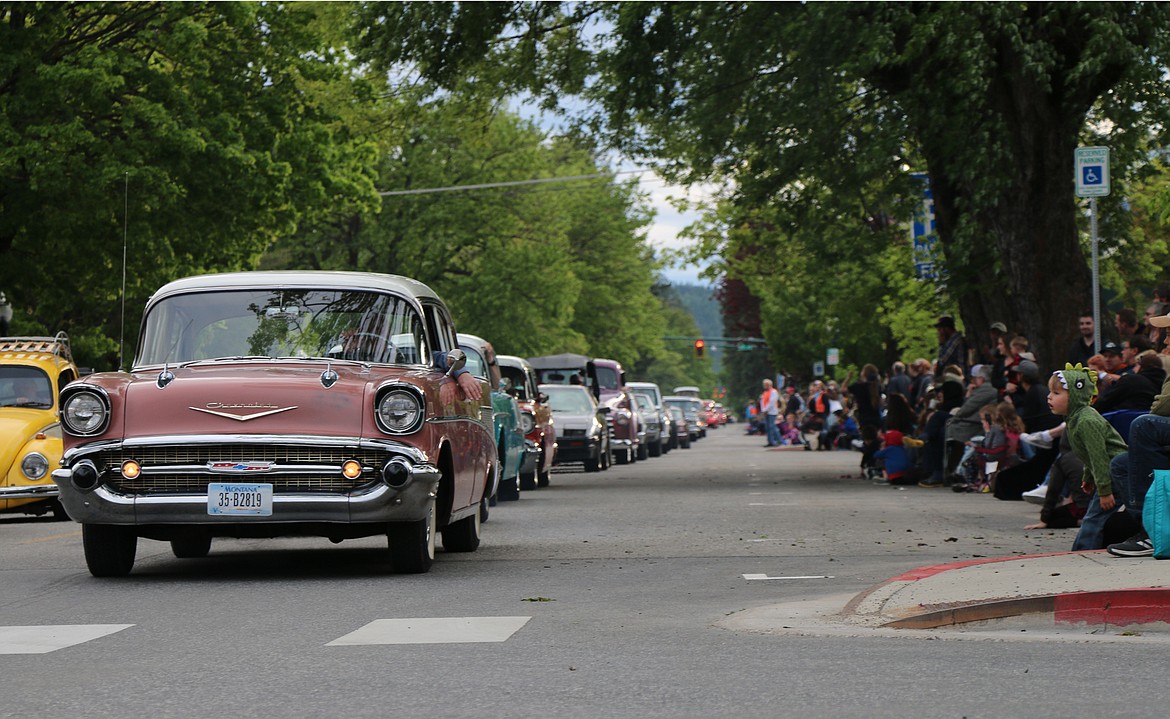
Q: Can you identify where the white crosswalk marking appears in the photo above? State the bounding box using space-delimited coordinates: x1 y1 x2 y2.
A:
327 617 531 646
0 624 134 654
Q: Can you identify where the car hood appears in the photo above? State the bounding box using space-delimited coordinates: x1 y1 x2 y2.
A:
84 362 427 439
551 412 599 432
0 411 56 467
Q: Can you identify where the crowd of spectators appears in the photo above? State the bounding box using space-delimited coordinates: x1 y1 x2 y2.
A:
751 287 1170 554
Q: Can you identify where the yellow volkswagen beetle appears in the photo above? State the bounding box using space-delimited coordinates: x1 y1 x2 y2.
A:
0 333 81 519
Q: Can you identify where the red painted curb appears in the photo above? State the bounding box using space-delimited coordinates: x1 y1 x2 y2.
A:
1054 588 1170 626
886 551 1090 582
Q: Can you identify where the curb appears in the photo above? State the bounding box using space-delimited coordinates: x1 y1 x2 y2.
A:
845 552 1170 630
884 588 1170 629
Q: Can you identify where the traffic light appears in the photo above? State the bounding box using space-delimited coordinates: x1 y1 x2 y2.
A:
694 339 705 358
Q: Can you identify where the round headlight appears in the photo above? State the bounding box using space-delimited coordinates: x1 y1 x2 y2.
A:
61 390 110 436
520 412 535 434
21 452 49 480
376 388 423 434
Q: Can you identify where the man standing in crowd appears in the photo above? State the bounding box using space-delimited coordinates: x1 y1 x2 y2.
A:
886 361 912 400
1068 311 1097 366
1115 308 1143 341
934 315 968 380
760 378 781 448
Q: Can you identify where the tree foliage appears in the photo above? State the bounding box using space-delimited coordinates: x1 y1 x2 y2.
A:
359 1 1170 372
264 90 697 376
0 2 379 367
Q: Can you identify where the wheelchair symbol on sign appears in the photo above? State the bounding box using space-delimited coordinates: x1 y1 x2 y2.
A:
1082 166 1102 185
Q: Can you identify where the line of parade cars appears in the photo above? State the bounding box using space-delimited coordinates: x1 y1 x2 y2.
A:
0 271 728 577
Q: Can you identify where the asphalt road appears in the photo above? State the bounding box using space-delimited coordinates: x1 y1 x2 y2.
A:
2 427 1166 719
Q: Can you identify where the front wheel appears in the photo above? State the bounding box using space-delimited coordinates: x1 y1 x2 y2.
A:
443 505 481 553
388 499 435 574
637 441 650 461
498 475 520 501
83 524 137 577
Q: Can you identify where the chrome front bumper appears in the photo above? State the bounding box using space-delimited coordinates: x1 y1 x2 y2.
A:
52 465 440 525
0 484 59 500
51 433 441 525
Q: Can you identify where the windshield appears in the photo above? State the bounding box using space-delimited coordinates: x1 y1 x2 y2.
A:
594 365 619 390
0 366 53 409
137 289 429 366
635 394 654 412
499 365 531 400
459 345 488 379
544 387 595 414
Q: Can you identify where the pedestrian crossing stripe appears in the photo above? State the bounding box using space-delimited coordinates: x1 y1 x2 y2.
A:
326 617 531 646
0 617 532 652
0 624 134 654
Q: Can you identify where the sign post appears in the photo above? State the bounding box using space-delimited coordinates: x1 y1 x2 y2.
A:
1075 146 1110 353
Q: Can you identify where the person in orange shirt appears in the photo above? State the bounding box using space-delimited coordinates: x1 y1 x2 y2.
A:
760 378 781 447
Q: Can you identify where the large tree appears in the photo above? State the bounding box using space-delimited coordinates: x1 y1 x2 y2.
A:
357 1 1170 369
0 2 379 367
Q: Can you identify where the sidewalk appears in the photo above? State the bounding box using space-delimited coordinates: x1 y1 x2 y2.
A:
845 550 1170 630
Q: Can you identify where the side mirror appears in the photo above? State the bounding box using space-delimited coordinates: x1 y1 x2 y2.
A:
537 392 549 404
598 405 612 414
445 349 466 377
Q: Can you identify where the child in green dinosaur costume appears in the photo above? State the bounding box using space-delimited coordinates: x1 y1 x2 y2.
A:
1048 364 1129 550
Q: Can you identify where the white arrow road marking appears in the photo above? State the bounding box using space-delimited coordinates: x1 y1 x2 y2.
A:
327 617 531 646
0 624 134 654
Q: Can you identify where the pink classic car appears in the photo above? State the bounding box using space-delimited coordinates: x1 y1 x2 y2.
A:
52 271 494 576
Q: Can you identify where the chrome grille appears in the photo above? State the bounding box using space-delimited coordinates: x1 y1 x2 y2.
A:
94 444 388 494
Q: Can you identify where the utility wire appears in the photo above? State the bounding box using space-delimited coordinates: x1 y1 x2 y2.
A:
377 169 649 197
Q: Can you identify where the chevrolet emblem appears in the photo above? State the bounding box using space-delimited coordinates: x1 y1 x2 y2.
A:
189 404 297 421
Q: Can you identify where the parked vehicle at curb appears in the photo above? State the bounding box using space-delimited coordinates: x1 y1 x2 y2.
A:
497 355 554 491
541 384 609 472
52 271 494 576
633 392 664 458
0 333 82 520
668 406 691 449
458 333 525 507
627 381 671 456
665 395 706 441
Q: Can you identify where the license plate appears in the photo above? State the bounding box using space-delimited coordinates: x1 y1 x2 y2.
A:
208 483 273 516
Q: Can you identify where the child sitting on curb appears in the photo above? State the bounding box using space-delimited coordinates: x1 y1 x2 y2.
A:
873 430 915 485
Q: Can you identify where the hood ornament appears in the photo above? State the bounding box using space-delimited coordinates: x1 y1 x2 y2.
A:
157 363 176 389
321 362 339 389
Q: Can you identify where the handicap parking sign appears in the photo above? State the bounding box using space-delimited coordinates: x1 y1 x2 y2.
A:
1075 147 1110 197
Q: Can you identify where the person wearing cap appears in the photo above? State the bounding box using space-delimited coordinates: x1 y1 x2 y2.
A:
1100 340 1132 384
982 321 1008 365
933 315 968 381
1106 308 1170 556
